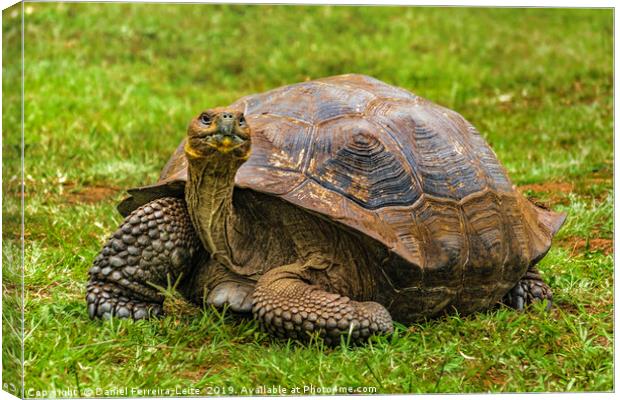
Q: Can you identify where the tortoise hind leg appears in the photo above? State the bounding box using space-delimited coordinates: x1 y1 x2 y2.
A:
86 197 201 319
503 266 553 311
179 257 255 313
252 263 393 344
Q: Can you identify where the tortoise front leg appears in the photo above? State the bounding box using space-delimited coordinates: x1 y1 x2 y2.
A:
86 197 201 319
252 263 393 344
503 266 553 311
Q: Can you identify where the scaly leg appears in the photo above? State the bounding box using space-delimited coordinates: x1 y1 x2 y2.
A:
252 263 393 344
86 197 201 319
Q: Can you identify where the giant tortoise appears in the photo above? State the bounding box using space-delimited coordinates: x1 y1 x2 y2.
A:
86 74 566 343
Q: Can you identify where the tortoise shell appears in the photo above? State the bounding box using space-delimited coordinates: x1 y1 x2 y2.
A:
119 74 565 301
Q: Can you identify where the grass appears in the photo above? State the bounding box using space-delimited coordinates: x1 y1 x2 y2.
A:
2 3 613 395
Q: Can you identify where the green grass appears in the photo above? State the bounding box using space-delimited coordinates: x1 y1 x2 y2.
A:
3 3 613 395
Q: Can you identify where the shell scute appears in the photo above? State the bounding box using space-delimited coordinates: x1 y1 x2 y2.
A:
241 115 312 173
498 194 534 279
319 74 416 101
307 118 421 209
461 191 506 274
463 124 513 192
371 100 489 200
413 198 465 288
243 79 374 124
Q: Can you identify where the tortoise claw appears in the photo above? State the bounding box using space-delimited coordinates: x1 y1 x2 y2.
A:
86 280 164 320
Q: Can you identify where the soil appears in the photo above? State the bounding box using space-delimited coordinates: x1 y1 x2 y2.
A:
519 181 575 194
519 169 612 206
480 367 508 389
66 185 119 204
560 236 613 256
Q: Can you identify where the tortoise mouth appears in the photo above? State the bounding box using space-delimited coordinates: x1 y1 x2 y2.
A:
205 133 249 154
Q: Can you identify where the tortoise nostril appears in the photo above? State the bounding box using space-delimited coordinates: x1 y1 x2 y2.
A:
222 113 234 119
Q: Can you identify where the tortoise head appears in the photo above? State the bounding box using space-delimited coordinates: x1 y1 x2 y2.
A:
185 108 251 161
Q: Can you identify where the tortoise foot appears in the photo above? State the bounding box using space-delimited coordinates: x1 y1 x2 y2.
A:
207 281 255 313
503 268 553 311
86 280 163 320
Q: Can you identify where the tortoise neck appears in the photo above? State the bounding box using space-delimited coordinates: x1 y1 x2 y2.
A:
185 153 244 268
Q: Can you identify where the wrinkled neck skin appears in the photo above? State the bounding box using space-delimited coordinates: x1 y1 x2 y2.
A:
185 152 244 270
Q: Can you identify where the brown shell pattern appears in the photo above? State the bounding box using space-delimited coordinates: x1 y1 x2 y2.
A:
120 74 565 281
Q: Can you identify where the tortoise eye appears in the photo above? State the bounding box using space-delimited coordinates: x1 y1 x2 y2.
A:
199 113 212 126
239 116 246 126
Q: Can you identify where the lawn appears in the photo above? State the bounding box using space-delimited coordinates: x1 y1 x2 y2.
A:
2 3 613 396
